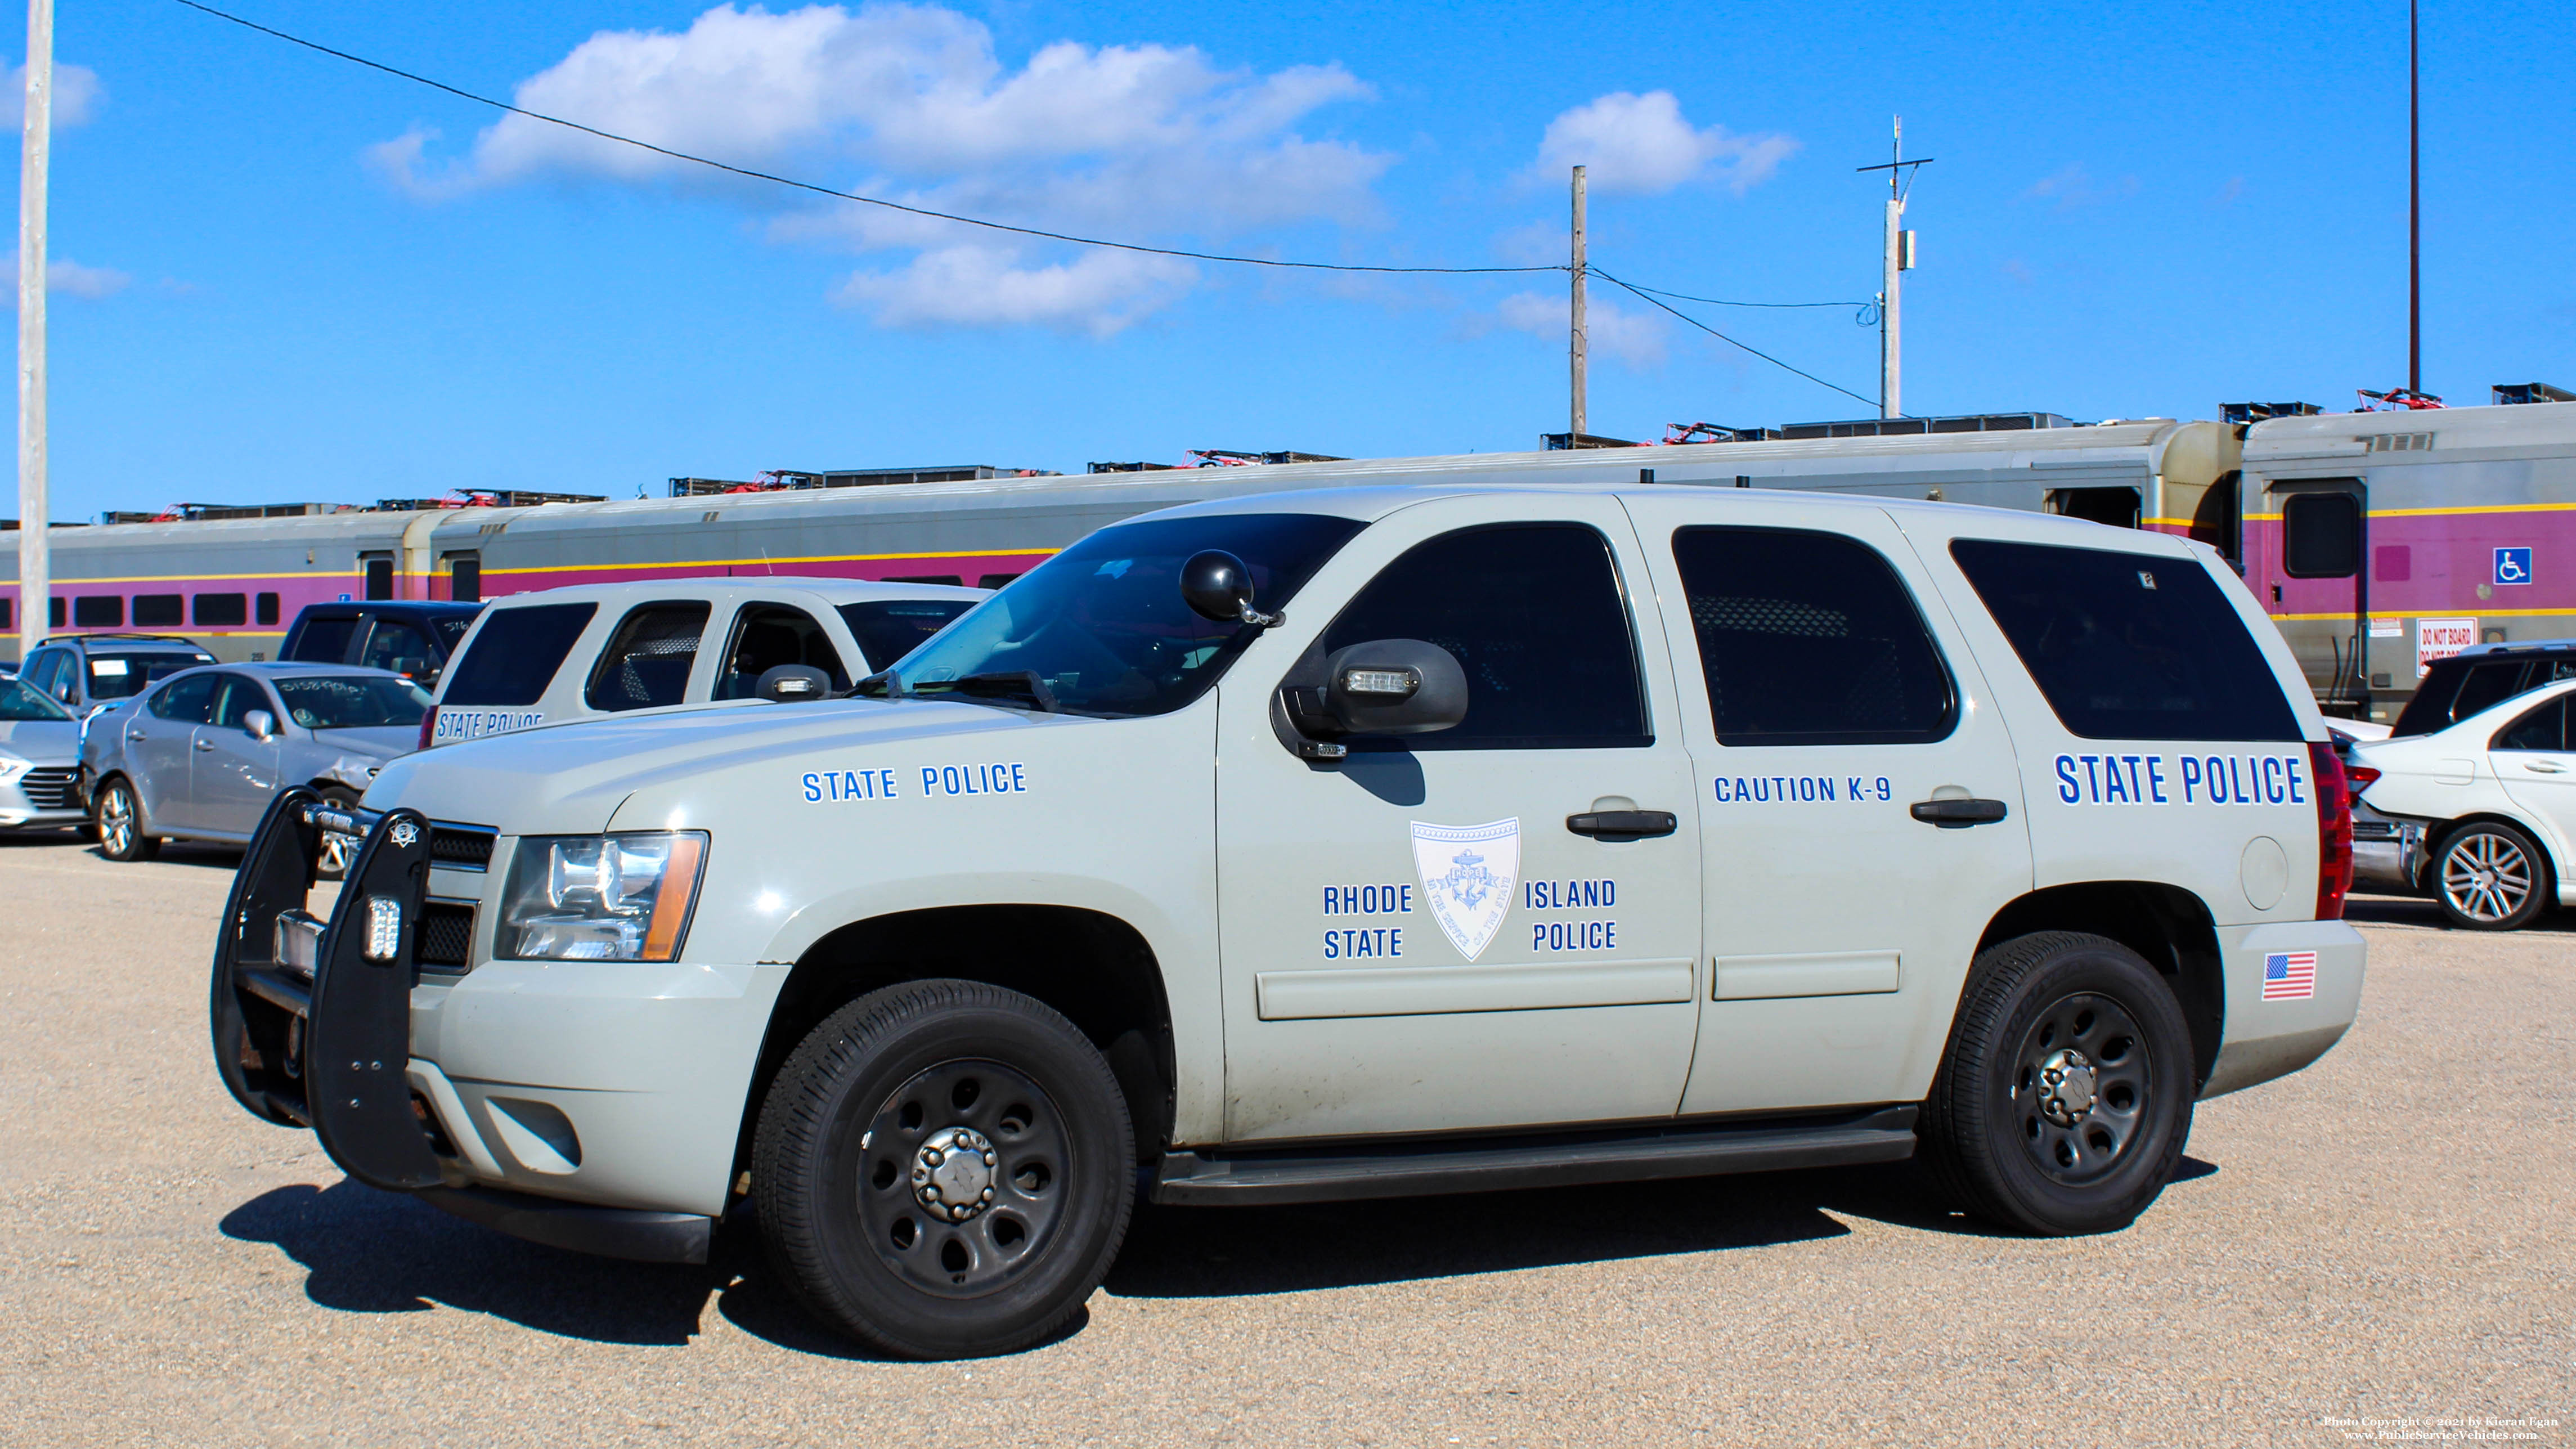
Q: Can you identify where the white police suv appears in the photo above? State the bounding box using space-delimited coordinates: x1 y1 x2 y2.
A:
211 482 2363 1359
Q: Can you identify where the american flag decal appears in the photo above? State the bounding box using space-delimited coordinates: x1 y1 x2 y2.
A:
2262 950 2317 1001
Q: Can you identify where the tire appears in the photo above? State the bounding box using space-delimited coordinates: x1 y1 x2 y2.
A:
1919 931 2194 1236
752 979 1136 1360
2431 820 2552 931
313 787 363 881
94 777 160 862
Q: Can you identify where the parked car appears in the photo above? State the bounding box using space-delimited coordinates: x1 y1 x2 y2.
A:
11 633 217 716
2389 641 2576 739
423 577 987 748
2324 721 2415 893
280 600 485 689
0 674 86 833
84 662 430 874
2351 675 2576 929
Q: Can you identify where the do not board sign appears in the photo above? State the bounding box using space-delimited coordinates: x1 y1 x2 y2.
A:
2417 617 2478 678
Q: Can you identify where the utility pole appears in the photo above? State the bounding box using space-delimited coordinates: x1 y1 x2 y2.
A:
1569 164 1587 442
2408 0 2420 397
16 0 50 662
1855 119 1929 420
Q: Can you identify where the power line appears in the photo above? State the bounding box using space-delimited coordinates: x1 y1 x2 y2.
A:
1616 281 1871 312
1588 267 1881 411
169 0 1561 277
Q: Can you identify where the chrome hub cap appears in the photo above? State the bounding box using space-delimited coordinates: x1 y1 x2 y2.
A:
2034 1048 2097 1127
911 1125 999 1223
100 790 132 852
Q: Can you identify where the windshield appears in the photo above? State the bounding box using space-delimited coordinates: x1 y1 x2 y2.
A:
87 652 214 700
275 675 433 729
0 676 71 721
875 513 1366 718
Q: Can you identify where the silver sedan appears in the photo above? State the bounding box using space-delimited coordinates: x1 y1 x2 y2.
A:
82 662 429 874
0 674 86 833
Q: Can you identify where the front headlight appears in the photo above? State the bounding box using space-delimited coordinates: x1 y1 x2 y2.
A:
0 759 27 787
500 832 707 962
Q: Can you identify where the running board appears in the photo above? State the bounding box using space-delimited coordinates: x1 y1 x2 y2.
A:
1151 1105 1918 1206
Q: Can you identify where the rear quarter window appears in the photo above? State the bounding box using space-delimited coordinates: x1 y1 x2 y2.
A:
1949 539 2300 742
441 603 599 707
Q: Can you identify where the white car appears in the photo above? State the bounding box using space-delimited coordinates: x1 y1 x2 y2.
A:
2351 676 2576 930
423 577 989 748
216 482 2364 1360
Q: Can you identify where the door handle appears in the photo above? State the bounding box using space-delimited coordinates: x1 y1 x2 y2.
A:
195 738 216 751
126 729 146 741
1565 810 1678 840
2526 761 2568 774
1910 797 2010 828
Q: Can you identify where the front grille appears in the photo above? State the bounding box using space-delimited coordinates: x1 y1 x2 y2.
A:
417 902 476 970
17 766 77 810
429 824 496 871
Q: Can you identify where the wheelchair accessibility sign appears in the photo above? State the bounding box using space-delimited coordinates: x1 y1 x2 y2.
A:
2494 548 2534 586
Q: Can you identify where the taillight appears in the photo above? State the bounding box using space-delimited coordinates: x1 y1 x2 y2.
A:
2309 741 2353 919
2344 763 2382 795
417 707 437 752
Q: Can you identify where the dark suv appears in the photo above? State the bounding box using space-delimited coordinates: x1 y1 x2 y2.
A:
280 601 484 689
2390 641 2576 738
12 634 218 715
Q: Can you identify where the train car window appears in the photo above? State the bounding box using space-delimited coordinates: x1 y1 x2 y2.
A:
362 621 434 681
255 593 281 626
362 558 395 602
0 598 8 631
47 597 63 629
1321 523 1651 751
286 615 360 665
2492 696 2567 753
1673 526 1957 746
715 605 850 699
73 596 123 627
442 602 596 707
2282 492 2362 578
1950 538 2301 742
147 671 219 723
586 602 710 712
837 600 977 674
2050 488 2140 529
977 573 1020 590
194 593 248 627
448 557 482 604
133 594 184 627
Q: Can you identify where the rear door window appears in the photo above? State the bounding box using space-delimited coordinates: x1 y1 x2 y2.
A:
2493 696 2568 752
288 614 360 665
837 599 977 674
716 605 851 699
361 621 433 679
1949 539 2300 742
586 602 712 712
1671 526 1955 744
442 603 599 707
2448 661 2532 724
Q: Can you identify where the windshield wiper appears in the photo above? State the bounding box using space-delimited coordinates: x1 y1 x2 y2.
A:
864 669 1060 714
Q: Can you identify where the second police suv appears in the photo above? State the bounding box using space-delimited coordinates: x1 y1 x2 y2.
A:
212 479 2364 1359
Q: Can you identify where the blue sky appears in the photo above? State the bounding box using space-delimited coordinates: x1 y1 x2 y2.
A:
9 0 2574 520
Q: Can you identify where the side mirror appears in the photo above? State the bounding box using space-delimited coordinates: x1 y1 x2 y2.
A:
244 710 277 742
757 664 832 703
1280 639 1468 756
1181 549 1282 629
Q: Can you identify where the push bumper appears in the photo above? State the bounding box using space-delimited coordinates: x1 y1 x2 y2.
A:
210 789 716 1264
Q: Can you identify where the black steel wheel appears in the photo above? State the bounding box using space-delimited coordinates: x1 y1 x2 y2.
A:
1920 931 2194 1236
95 777 160 862
752 979 1134 1360
2433 820 2552 931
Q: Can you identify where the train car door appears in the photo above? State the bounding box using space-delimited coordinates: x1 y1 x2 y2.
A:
2267 478 2369 713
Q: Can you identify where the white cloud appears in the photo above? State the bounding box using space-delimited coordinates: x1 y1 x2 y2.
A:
1497 289 1665 368
1 253 131 300
2021 164 2139 210
836 243 1195 336
4 63 104 130
375 3 1391 332
1531 92 1794 196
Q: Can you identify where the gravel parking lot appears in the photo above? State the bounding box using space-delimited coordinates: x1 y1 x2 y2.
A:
1 832 2566 1447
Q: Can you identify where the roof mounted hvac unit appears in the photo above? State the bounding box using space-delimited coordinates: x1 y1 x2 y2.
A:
2221 401 2325 425
1775 412 2071 439
2494 383 2575 406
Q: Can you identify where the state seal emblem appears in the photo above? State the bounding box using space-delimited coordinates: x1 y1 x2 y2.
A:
1410 818 1520 961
